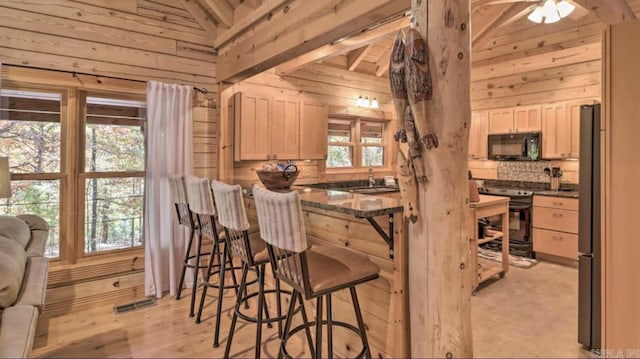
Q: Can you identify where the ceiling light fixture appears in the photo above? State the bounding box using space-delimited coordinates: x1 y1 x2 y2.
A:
527 0 575 24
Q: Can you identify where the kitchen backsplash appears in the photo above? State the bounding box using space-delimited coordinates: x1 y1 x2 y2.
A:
498 161 552 183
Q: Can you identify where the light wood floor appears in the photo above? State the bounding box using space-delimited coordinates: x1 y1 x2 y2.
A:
32 261 591 358
472 260 592 358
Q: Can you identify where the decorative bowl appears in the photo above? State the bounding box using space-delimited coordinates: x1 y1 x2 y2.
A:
255 164 299 190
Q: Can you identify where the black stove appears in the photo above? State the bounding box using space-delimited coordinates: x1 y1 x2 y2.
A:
478 186 534 198
477 186 534 258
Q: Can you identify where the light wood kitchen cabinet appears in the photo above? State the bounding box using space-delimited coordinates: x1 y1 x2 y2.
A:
233 91 304 161
566 101 582 158
488 108 514 134
541 103 571 159
233 91 271 161
299 100 328 160
532 195 579 259
469 111 488 159
513 105 542 132
488 105 540 134
270 96 300 160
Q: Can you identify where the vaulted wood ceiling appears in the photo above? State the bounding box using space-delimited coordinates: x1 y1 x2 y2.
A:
263 0 640 80
69 0 640 80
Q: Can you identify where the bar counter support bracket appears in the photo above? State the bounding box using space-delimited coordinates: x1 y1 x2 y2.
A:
361 214 394 259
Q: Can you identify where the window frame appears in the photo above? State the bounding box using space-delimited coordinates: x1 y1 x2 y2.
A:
0 84 70 261
327 117 356 168
326 115 391 172
77 90 147 258
1 67 147 265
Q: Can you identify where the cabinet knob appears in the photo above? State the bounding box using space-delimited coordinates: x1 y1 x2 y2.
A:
552 235 563 241
552 213 564 218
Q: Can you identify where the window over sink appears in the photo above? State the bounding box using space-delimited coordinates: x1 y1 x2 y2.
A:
327 116 387 169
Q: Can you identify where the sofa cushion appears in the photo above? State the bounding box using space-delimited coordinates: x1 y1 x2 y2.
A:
0 237 27 309
0 216 30 250
0 305 39 359
15 257 49 312
17 215 49 258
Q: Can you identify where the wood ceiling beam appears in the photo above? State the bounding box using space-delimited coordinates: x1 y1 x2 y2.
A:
374 46 392 76
177 0 218 34
570 0 636 24
244 0 262 9
471 3 510 44
472 2 533 49
199 0 234 28
347 44 373 71
471 0 535 13
273 14 410 76
213 0 290 49
217 0 410 82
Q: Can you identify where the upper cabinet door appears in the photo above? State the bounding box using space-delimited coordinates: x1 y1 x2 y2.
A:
270 96 300 160
514 105 542 132
234 92 271 161
566 101 582 158
541 103 571 159
469 111 489 159
299 100 328 160
488 108 514 134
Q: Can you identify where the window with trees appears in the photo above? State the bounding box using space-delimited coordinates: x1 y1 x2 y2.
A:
327 117 387 169
0 89 63 257
82 95 146 254
0 84 146 260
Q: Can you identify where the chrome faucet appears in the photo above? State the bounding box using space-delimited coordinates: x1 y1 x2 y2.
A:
368 166 375 187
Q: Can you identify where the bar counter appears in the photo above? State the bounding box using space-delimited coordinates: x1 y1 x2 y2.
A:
227 179 409 358
236 180 403 218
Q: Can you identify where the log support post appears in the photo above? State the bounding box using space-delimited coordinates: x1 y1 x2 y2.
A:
405 0 473 357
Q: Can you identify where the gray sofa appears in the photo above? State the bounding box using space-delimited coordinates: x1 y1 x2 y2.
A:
0 215 49 358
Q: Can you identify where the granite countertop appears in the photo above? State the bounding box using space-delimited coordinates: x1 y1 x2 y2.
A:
534 190 579 199
229 179 403 218
481 179 579 199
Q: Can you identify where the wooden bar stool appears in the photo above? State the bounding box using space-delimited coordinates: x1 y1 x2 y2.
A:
184 176 243 342
168 175 206 317
211 180 307 359
253 185 380 359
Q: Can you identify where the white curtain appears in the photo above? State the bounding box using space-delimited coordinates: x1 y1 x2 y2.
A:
144 81 194 298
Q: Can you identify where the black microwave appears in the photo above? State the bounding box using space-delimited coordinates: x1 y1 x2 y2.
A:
488 132 541 161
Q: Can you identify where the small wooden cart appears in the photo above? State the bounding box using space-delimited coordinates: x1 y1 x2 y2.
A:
469 195 510 294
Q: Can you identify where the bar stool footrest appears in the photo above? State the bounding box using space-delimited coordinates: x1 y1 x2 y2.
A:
280 320 368 359
183 252 210 270
235 288 301 324
202 265 258 290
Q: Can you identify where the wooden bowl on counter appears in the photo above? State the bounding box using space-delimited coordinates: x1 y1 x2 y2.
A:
256 166 299 190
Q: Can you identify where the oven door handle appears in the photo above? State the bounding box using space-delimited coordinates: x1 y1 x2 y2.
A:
509 203 532 210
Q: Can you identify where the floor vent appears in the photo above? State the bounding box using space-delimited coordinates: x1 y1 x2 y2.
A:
113 298 157 314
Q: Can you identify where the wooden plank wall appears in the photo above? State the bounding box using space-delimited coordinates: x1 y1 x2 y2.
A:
228 66 398 183
0 0 220 312
0 1 220 179
0 0 217 88
471 13 602 110
469 13 604 183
